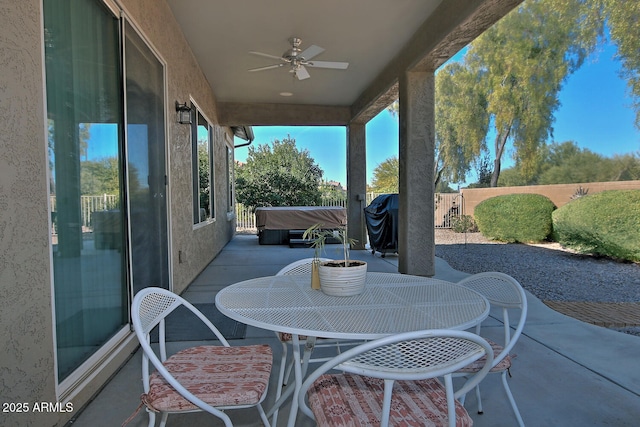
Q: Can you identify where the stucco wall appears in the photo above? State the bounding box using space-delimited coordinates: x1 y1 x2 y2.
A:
461 180 640 216
0 1 59 425
1 1 236 425
120 0 235 294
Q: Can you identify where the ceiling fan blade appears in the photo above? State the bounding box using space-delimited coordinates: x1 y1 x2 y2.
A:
248 64 283 72
249 51 285 61
307 60 349 69
300 44 324 60
295 65 311 80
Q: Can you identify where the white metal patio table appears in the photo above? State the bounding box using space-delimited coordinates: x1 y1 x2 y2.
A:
215 272 490 427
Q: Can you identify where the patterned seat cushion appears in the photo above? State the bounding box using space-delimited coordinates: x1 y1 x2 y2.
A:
279 332 309 342
456 339 512 373
307 374 473 427
142 344 272 413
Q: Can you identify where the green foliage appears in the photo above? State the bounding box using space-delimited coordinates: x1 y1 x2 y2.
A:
435 181 457 193
608 153 640 181
539 150 607 184
81 157 121 195
467 0 604 186
497 141 640 186
303 224 356 265
369 155 456 192
303 223 328 261
450 215 479 233
466 155 494 188
235 136 323 209
198 143 211 216
370 157 399 193
319 181 346 200
474 193 556 242
497 167 531 187
435 62 489 185
552 190 640 262
605 0 640 128
388 1 640 186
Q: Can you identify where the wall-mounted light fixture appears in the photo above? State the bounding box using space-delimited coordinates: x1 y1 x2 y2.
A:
175 101 192 124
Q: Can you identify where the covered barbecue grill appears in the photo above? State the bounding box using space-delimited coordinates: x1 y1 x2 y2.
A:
363 193 399 257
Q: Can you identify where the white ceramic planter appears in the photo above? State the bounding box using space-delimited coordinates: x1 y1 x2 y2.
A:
318 260 367 296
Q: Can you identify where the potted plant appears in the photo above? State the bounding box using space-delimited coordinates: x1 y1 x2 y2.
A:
302 223 326 289
304 224 367 296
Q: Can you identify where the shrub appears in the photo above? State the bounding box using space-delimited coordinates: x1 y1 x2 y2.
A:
474 193 556 243
552 190 640 262
450 215 479 233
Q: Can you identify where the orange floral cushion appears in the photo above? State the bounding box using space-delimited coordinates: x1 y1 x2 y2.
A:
142 345 272 413
307 374 473 426
278 332 309 342
456 339 512 373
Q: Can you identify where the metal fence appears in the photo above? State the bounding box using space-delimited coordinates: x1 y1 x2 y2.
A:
235 192 464 232
50 192 465 236
50 194 120 234
434 193 465 228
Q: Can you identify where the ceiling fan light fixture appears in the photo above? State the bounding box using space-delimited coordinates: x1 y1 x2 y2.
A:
248 37 348 81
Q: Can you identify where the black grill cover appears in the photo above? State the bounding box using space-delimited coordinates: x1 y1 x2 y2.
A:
364 194 399 254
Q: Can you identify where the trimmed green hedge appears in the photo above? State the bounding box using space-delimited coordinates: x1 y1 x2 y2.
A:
552 190 640 262
474 193 556 243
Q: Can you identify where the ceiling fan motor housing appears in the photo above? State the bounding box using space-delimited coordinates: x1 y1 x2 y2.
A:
284 37 303 61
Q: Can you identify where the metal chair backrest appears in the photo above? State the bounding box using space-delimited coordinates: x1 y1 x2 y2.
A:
130 287 273 427
276 257 331 275
457 272 528 366
299 329 494 427
132 288 229 388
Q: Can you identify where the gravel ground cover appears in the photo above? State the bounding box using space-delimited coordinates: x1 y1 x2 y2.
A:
434 229 640 336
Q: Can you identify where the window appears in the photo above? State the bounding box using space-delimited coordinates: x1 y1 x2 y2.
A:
227 144 234 213
192 108 214 224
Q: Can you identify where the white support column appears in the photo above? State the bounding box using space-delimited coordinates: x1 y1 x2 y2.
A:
398 70 435 276
346 123 367 250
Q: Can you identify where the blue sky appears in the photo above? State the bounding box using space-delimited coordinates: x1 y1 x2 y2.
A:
86 38 639 188
236 38 640 187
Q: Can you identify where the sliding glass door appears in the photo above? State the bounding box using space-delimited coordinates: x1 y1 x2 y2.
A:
44 0 127 381
124 20 169 295
44 0 169 383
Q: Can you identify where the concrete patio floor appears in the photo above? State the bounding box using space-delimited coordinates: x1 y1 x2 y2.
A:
69 234 640 426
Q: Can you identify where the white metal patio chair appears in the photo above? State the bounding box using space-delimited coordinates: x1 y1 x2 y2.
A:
456 272 528 427
129 287 273 427
298 329 494 427
272 257 364 425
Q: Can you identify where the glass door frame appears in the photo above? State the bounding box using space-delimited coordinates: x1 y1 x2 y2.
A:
122 15 172 298
52 1 172 398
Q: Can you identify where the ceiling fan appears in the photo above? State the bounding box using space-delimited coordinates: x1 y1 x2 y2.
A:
248 37 349 80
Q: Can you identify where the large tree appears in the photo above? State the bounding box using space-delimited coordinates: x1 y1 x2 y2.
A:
388 0 602 187
388 0 639 187
235 136 323 208
467 0 603 186
369 156 399 193
604 0 640 128
80 157 120 195
434 62 490 186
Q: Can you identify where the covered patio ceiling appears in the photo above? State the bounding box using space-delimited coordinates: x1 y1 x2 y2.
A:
166 0 521 126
